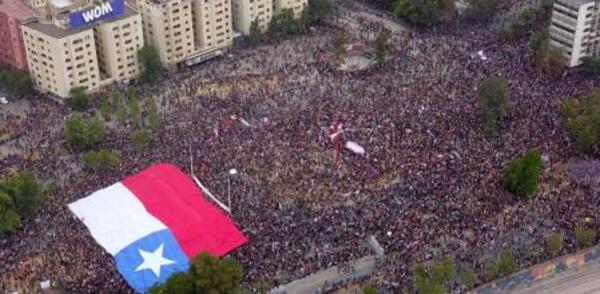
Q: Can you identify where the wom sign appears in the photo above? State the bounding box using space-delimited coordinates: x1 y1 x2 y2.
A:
69 0 125 29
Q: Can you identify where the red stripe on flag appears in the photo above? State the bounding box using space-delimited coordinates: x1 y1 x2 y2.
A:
122 163 247 258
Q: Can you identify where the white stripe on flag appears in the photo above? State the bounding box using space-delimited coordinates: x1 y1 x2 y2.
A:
68 182 167 255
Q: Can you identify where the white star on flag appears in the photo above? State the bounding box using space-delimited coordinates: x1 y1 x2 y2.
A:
135 244 175 277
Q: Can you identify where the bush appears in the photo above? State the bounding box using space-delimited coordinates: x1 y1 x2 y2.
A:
477 76 510 136
503 149 543 197
0 172 45 235
67 87 90 111
130 129 151 152
82 149 121 171
496 250 517 276
374 30 391 64
459 267 476 288
302 0 333 26
249 18 263 45
575 227 596 248
546 233 563 256
63 114 105 151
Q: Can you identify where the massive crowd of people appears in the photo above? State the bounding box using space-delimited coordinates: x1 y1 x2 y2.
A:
1 0 600 292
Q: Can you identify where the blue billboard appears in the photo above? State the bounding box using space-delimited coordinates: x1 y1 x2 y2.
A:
69 0 125 29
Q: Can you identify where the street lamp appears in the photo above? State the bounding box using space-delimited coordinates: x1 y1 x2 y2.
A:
228 168 238 212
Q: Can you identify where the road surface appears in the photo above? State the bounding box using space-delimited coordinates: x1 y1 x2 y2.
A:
512 262 600 294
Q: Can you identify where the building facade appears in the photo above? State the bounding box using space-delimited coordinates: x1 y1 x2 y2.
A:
231 0 306 36
549 0 599 67
231 0 272 35
22 0 143 98
136 0 232 65
0 0 36 71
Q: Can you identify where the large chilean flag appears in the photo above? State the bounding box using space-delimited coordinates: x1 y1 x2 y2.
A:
68 163 247 293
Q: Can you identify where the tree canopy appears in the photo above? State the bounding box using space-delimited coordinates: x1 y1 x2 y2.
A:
150 252 245 294
138 45 163 83
477 76 510 136
63 114 105 151
503 149 542 197
0 172 45 235
413 256 454 294
269 8 302 40
67 87 90 111
0 66 32 96
561 91 600 152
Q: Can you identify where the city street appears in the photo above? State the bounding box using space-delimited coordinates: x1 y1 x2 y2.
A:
513 262 600 294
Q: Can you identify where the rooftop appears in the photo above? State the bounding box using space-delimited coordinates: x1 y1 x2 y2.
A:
24 7 137 39
0 0 36 20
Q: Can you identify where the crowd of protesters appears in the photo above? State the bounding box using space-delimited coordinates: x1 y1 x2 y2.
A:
1 0 600 292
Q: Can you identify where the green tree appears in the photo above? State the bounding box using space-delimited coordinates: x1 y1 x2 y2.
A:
0 67 32 96
459 266 476 289
575 227 596 248
64 114 105 151
302 0 333 25
529 30 548 53
150 272 196 294
138 44 163 83
477 76 510 136
249 18 263 45
99 97 112 121
467 0 498 20
1 172 45 218
82 149 121 171
546 233 563 256
534 41 565 75
144 96 160 129
129 94 142 128
333 30 347 55
0 190 21 235
115 92 128 125
393 0 444 26
269 8 301 40
362 283 378 294
67 87 90 111
496 250 517 276
374 30 390 64
190 252 245 293
503 149 543 197
562 92 600 152
130 129 151 152
413 256 454 294
582 57 600 76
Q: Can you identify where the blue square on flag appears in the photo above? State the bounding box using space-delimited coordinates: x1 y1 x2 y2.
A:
114 229 189 293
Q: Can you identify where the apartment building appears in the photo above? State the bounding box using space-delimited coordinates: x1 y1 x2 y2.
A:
231 0 272 35
549 0 599 67
136 0 232 65
0 0 36 71
231 0 306 36
21 0 143 98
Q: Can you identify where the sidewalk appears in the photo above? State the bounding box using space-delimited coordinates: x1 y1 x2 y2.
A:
270 255 378 294
474 245 600 294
